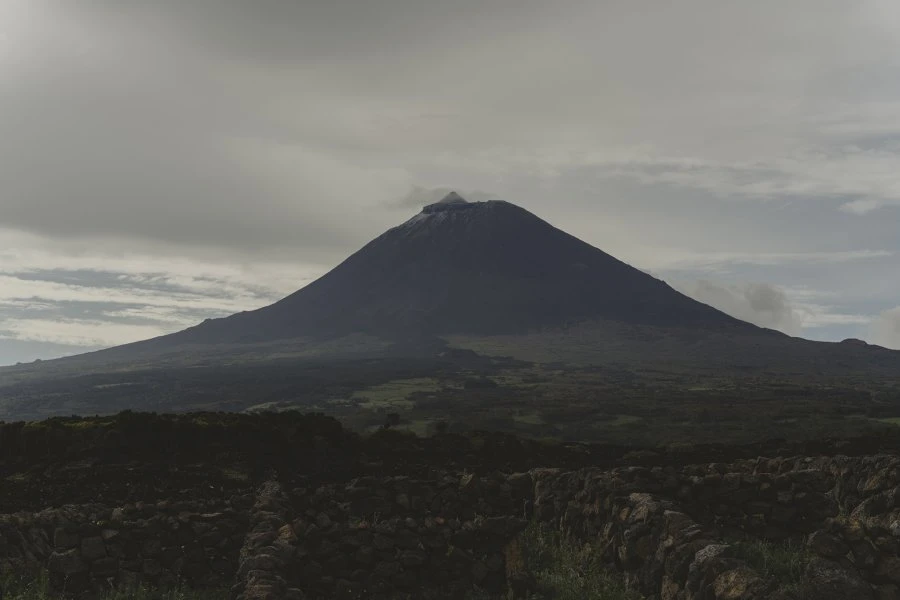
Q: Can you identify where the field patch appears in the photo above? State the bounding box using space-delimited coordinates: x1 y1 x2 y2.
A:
352 378 443 410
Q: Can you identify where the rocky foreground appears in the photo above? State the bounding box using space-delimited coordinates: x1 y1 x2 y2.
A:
1 413 899 598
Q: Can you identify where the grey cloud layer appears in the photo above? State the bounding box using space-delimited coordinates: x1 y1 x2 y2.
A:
6 0 900 252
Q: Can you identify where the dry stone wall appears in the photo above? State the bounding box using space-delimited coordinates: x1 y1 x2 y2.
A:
233 472 529 599
232 479 304 600
0 498 248 595
529 456 900 599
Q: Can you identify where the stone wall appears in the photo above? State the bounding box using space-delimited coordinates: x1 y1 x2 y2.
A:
528 455 900 538
0 498 249 595
529 456 900 599
234 472 529 599
232 480 303 600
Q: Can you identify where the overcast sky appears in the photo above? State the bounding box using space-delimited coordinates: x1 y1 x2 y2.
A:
1 0 899 365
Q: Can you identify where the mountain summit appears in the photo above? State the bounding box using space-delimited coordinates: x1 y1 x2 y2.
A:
144 197 748 348
430 191 468 207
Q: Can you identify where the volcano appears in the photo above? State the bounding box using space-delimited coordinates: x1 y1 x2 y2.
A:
143 193 751 348
64 193 900 378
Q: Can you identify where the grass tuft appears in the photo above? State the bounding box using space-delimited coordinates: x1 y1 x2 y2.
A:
730 539 810 594
521 522 643 600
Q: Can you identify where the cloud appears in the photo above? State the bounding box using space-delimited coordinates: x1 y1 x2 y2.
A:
643 249 892 273
0 228 328 291
589 148 900 214
3 0 900 257
872 308 900 350
0 3 413 254
0 259 321 344
673 280 873 337
0 318 169 348
675 280 804 335
0 229 328 358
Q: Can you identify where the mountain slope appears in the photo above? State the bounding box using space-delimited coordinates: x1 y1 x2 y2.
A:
134 196 754 350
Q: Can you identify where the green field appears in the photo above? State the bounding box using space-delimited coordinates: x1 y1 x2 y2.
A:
352 377 444 409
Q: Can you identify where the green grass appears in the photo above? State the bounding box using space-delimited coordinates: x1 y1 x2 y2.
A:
512 412 546 426
352 377 442 409
399 418 432 436
242 401 283 412
730 539 810 595
520 522 643 600
0 572 225 600
217 464 251 483
609 415 643 427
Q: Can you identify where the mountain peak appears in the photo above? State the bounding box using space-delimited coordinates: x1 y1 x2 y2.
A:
438 191 467 204
422 191 470 214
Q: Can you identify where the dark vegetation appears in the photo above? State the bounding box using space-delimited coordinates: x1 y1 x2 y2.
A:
1 350 898 447
4 410 900 515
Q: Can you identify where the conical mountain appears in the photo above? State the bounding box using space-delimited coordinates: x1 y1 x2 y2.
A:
148 194 750 348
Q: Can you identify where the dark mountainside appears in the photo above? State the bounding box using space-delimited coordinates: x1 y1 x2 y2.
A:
78 192 898 377
120 194 755 350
